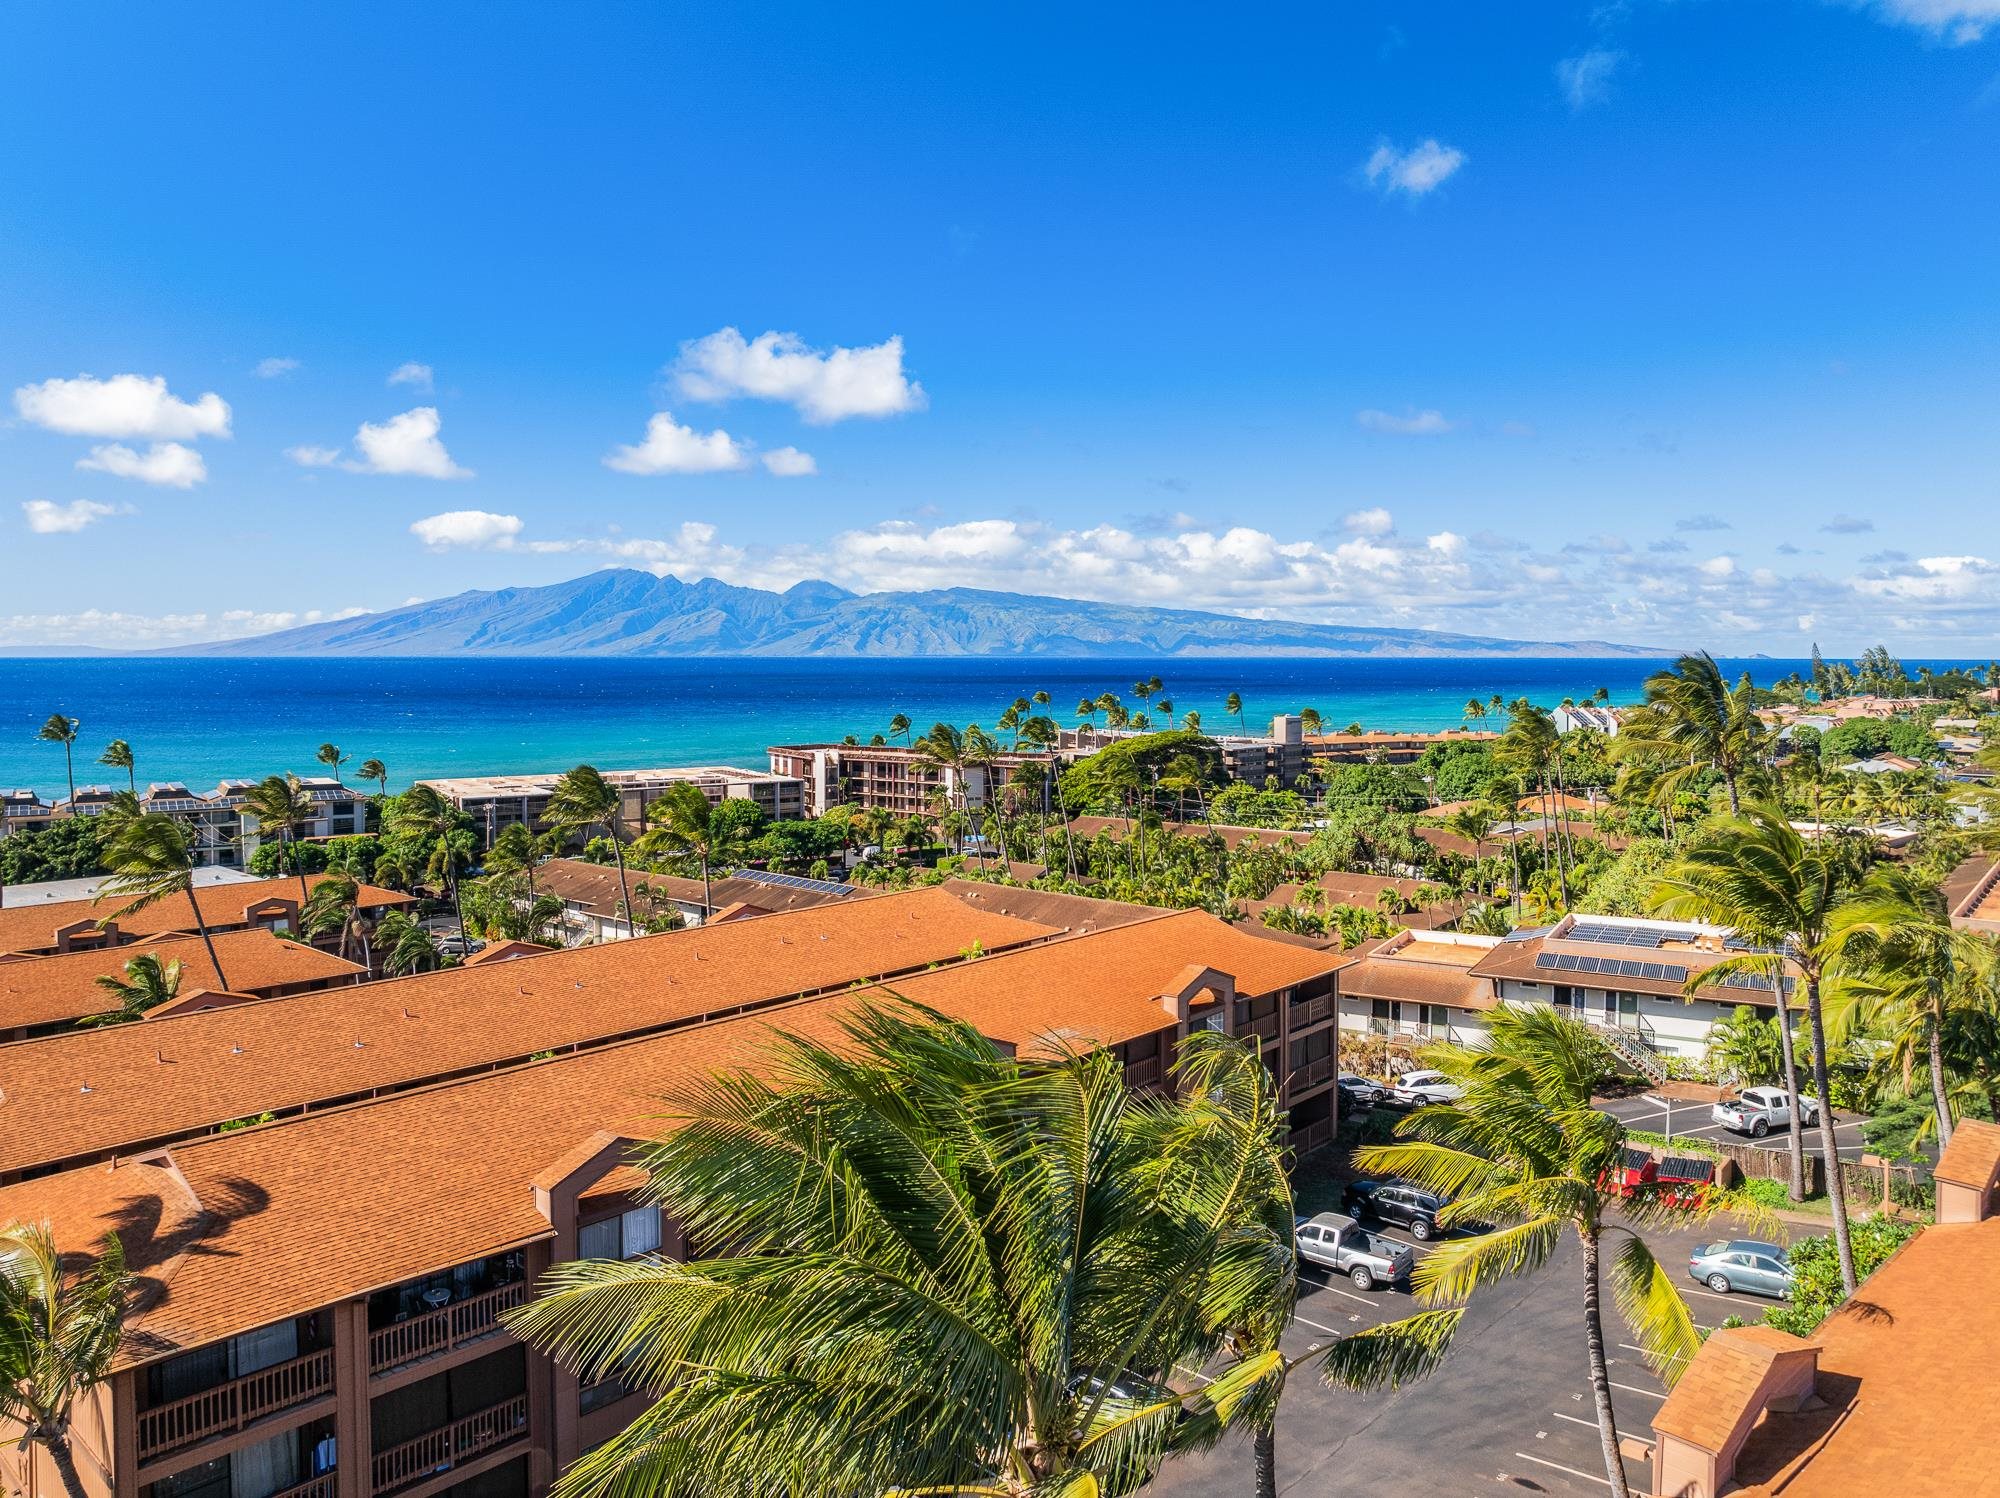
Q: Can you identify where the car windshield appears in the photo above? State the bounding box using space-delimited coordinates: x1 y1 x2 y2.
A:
1699 1241 1728 1256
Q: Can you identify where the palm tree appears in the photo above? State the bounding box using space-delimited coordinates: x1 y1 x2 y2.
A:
1298 707 1323 737
544 767 634 934
1652 806 1862 1291
1628 652 1766 815
356 758 389 797
913 723 977 855
95 812 231 990
302 871 374 968
315 742 349 782
1704 1005 1786 1087
1828 866 1995 1150
1075 697 1098 732
1225 690 1246 734
0 1222 133 1498
97 739 135 794
38 713 80 803
1443 806 1495 896
374 909 442 975
1358 1007 1712 1498
636 782 721 914
83 952 184 1025
1462 698 1487 724
387 783 475 951
242 772 317 904
888 712 913 746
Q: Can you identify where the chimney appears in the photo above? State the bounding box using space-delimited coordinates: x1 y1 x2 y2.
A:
1933 1118 2000 1223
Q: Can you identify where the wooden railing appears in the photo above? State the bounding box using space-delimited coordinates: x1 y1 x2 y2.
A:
1291 1056 1334 1091
268 1475 339 1498
136 1347 336 1461
1289 994 1335 1028
1243 1014 1280 1043
1124 1056 1162 1089
371 1394 528 1496
1288 1118 1334 1156
368 1281 526 1375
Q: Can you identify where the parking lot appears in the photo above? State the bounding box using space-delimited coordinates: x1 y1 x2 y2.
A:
1595 1090 1881 1163
1145 1211 1796 1497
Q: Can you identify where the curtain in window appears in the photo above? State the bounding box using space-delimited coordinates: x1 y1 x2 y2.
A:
233 1320 300 1376
578 1217 620 1262
229 1429 298 1498
621 1207 662 1257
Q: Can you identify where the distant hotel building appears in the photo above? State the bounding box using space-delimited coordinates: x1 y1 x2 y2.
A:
418 767 804 845
766 742 1060 818
2 778 372 870
1303 727 1498 765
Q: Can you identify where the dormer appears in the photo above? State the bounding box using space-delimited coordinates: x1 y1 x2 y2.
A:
1934 1117 2000 1224
1155 962 1237 1031
1651 1325 1822 1498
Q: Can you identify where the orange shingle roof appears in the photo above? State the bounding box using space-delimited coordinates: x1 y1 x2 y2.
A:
1652 1324 1817 1449
1933 1117 2000 1190
1339 936 1499 1012
0 887 1056 1175
0 930 364 1032
0 875 412 955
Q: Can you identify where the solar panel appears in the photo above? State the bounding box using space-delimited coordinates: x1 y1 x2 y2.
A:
726 868 859 898
1723 935 1785 955
1535 952 1687 984
1566 920 1677 948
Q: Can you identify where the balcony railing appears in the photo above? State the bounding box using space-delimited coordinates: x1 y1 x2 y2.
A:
369 1281 526 1376
1288 994 1335 1028
136 1348 336 1462
1289 1056 1334 1092
1288 1118 1334 1156
1124 1056 1162 1089
1242 1014 1280 1043
371 1394 529 1496
268 1475 338 1498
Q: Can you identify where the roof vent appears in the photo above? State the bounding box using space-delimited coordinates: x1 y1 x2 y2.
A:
231 1044 244 1055
79 1083 93 1094
353 1038 365 1048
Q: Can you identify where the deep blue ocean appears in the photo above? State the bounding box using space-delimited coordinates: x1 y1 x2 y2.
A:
0 654 1915 797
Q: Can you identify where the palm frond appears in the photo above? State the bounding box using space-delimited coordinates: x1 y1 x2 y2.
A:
1409 1217 1563 1306
1605 1232 1701 1386
1309 1307 1465 1391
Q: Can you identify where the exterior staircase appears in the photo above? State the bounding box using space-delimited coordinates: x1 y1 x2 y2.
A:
1590 1019 1670 1085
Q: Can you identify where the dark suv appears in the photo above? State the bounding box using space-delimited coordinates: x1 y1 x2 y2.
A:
1341 1178 1456 1241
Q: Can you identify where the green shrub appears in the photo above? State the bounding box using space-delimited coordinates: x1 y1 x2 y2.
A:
1764 1214 1921 1337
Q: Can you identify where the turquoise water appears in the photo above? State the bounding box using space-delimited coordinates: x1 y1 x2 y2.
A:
0 654 1863 797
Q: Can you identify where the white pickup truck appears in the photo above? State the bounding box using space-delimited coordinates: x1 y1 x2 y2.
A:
1712 1086 1821 1138
1296 1212 1415 1291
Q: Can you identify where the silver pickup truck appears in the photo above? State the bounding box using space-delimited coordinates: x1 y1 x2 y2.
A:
1296 1211 1415 1290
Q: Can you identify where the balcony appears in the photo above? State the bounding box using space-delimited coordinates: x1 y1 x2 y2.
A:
1288 994 1335 1028
268 1477 339 1498
1290 1056 1334 1092
369 1282 526 1377
136 1349 336 1462
371 1395 529 1497
1288 1118 1334 1156
1124 1056 1162 1090
1241 1013 1280 1044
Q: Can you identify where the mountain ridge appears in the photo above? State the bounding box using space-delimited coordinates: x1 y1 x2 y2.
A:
163 570 1671 659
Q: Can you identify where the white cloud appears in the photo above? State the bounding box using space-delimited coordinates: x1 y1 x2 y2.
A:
254 357 300 379
409 510 522 550
1344 507 1395 536
604 413 750 475
0 605 365 648
1363 139 1466 197
387 362 435 392
1556 48 1625 109
1356 407 1453 436
761 445 818 477
1853 0 2000 42
1852 554 1998 602
21 499 123 534
672 328 926 423
347 407 472 479
76 441 206 488
1698 555 1737 577
286 444 342 468
13 373 231 440
1427 531 1467 558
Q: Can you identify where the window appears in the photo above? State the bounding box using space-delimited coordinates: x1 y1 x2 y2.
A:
621 1206 661 1257
579 1206 663 1261
578 1217 620 1262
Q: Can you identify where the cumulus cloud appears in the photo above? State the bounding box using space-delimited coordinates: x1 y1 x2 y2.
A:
1821 513 1874 534
761 445 817 477
1852 554 1999 603
603 413 751 475
286 444 342 468
347 407 472 479
1698 555 1737 577
1853 0 2000 42
672 328 926 423
1344 507 1395 536
21 499 124 534
13 373 231 440
409 510 522 550
1556 48 1625 109
387 362 435 392
1356 407 1452 436
77 441 206 488
1676 514 1732 532
254 357 300 379
0 605 365 649
1363 139 1466 197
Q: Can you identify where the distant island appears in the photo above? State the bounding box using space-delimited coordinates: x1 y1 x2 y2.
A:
163 569 1669 659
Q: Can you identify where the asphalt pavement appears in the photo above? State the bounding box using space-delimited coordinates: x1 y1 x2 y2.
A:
1595 1091 1882 1163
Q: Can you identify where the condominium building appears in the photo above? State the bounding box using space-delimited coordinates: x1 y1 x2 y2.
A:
0 787 55 838
417 767 804 847
0 891 1348 1498
766 742 1056 818
29 779 374 870
1304 728 1498 765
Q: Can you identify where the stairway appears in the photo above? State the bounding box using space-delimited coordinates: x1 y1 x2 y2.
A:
1593 1023 1669 1085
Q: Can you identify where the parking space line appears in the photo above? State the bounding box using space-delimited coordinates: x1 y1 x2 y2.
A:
1611 1381 1664 1399
1621 1342 1689 1365
1293 1313 1345 1336
1680 1284 1750 1305
1512 1451 1613 1488
1551 1411 1602 1430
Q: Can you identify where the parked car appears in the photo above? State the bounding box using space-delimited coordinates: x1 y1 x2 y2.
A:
1341 1178 1466 1241
1689 1239 1793 1298
1296 1211 1414 1290
1338 1073 1388 1109
1388 1069 1462 1109
1712 1086 1820 1139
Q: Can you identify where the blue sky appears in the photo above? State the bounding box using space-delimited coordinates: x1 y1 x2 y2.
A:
3 0 1997 653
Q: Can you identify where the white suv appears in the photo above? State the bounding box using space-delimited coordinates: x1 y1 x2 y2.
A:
1712 1086 1820 1138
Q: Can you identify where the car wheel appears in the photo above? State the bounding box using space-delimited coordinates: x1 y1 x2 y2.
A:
1751 1118 1770 1138
1706 1273 1731 1294
1350 1267 1374 1290
1410 1217 1433 1241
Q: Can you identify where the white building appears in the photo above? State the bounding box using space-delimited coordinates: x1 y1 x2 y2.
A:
1552 703 1620 736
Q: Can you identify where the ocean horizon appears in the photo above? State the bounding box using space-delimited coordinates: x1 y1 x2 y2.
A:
0 653 1956 799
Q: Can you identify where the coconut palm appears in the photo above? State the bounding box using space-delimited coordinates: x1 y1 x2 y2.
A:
1225 690 1246 734
1651 806 1863 1291
1462 698 1487 724
1358 1007 1713 1498
387 783 475 951
1704 1005 1786 1087
241 772 317 904
83 952 184 1025
0 1222 133 1498
1828 866 1996 1150
1298 707 1323 737
637 782 721 914
913 723 978 856
374 909 442 975
544 766 636 932
888 712 913 746
97 740 135 794
302 871 374 968
356 758 389 797
1625 652 1766 816
38 713 80 804
1443 806 1495 896
95 812 231 990
315 742 349 782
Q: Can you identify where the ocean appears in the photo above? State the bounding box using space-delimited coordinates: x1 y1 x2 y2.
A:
0 654 1882 797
